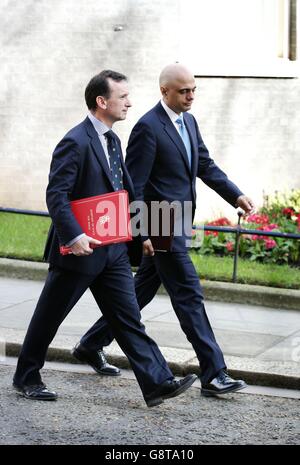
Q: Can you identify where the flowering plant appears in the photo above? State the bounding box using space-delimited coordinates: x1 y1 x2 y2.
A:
192 190 300 265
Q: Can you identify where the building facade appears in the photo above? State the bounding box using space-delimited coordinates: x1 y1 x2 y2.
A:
0 0 299 221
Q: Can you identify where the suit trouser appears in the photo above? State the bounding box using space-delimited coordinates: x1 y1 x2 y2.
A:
80 252 226 384
13 245 173 400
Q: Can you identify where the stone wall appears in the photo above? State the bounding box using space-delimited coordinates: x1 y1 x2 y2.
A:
0 0 299 222
0 0 179 210
193 76 300 221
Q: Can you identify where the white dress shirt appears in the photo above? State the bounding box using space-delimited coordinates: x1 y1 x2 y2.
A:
160 99 183 134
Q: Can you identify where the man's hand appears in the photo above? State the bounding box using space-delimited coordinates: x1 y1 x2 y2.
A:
236 195 255 216
71 235 102 256
142 239 155 257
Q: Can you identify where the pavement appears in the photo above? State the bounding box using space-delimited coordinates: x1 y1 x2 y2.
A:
0 258 299 391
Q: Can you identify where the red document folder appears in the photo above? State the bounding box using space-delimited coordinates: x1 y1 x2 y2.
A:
59 190 132 255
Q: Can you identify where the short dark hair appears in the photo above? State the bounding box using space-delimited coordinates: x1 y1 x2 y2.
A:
85 70 127 110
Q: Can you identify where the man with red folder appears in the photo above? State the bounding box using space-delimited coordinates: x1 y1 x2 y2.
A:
12 70 197 406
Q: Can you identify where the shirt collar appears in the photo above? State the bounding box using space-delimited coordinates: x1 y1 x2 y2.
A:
160 99 183 124
88 112 110 136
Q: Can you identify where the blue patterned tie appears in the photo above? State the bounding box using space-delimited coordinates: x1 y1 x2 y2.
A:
176 116 192 168
105 130 124 191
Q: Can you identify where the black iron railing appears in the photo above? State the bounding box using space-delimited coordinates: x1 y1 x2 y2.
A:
1 207 299 282
194 211 300 281
0 207 49 217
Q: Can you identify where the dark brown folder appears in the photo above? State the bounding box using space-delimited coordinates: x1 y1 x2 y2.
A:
127 202 174 267
146 201 174 252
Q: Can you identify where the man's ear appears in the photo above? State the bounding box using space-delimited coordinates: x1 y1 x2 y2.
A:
160 86 168 97
96 95 107 110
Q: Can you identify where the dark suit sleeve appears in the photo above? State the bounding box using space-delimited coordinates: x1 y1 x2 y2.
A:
46 137 83 245
125 121 156 201
193 117 243 207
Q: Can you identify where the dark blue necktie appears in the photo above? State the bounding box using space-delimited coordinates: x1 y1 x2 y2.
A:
105 130 124 191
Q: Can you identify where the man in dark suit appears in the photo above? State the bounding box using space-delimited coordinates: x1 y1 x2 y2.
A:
12 70 197 406
74 64 255 397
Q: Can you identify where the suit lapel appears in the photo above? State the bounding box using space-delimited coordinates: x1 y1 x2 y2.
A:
84 117 114 189
156 103 192 176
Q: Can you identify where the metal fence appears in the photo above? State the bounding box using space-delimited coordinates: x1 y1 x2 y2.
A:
194 211 300 282
1 207 299 282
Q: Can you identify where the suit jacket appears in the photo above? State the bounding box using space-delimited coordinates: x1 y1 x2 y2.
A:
44 117 135 275
126 102 243 251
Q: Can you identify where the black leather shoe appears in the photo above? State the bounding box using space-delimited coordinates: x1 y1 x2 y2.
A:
72 343 121 376
201 370 247 397
13 382 57 401
145 374 197 408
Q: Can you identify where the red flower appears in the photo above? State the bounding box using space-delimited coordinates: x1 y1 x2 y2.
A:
264 238 277 250
247 214 269 225
282 207 296 218
206 217 232 227
251 225 273 241
205 217 231 236
226 241 234 251
205 230 219 236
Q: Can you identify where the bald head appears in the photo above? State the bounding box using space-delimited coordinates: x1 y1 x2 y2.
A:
159 63 196 114
159 63 194 86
